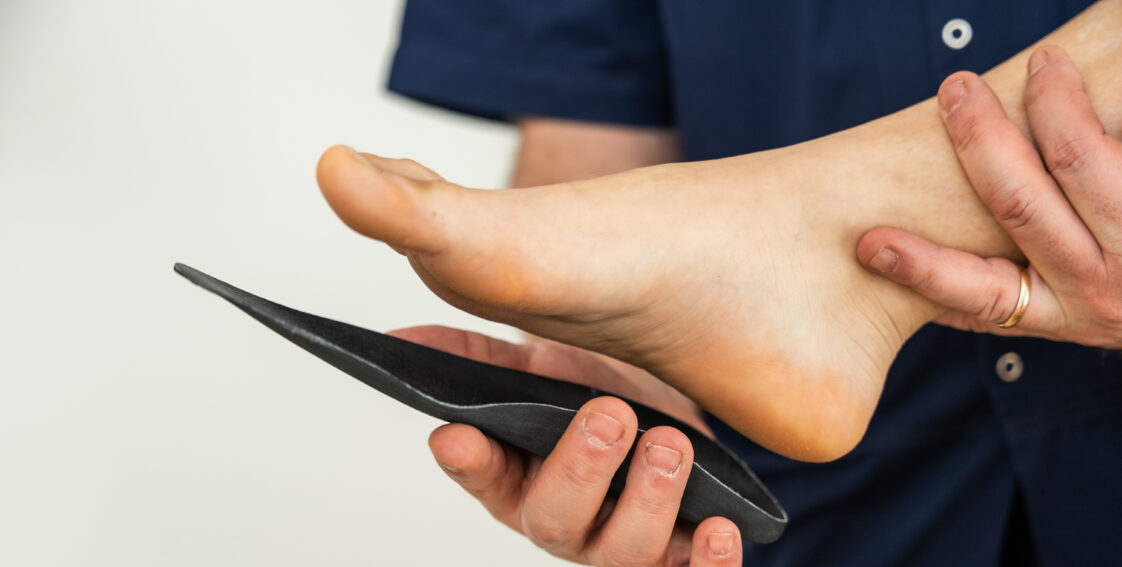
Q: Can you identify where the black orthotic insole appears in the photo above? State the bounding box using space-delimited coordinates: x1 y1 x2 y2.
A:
174 263 787 543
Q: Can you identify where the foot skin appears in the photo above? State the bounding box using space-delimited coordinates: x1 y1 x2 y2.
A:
317 145 939 462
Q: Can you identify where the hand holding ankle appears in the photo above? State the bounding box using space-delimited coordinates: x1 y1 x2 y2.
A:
860 46 1122 349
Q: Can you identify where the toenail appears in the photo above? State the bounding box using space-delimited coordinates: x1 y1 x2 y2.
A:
707 531 735 557
868 246 899 274
644 443 683 477
939 80 967 114
345 145 376 169
583 411 625 448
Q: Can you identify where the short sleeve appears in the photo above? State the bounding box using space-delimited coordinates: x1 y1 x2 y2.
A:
387 0 672 126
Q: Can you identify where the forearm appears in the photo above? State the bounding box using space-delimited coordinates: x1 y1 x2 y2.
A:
511 118 680 187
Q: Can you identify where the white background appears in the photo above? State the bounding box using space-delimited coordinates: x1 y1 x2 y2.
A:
0 1 573 564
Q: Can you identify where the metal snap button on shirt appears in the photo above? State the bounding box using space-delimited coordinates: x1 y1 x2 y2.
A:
996 352 1024 382
942 18 973 50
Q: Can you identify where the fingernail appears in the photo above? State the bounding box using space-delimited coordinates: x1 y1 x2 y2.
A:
868 246 899 274
939 79 967 114
439 463 464 477
1028 48 1049 76
583 411 625 449
707 531 735 557
644 443 683 477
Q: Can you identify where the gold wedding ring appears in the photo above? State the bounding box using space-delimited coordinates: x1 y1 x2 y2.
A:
997 266 1032 329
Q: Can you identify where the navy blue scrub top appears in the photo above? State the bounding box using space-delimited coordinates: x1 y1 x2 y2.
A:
388 1 1122 565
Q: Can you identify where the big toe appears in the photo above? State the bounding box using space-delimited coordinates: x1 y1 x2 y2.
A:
316 145 551 313
316 144 450 253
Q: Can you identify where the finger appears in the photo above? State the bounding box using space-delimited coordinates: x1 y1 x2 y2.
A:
1024 45 1122 248
388 325 535 370
428 423 529 531
689 517 743 567
589 426 693 567
519 397 638 558
859 226 1062 330
938 72 1100 277
931 310 1009 334
388 324 630 391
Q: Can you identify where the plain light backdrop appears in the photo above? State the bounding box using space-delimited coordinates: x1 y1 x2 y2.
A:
0 1 573 564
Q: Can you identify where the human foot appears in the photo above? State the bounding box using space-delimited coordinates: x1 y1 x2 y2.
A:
316 144 939 462
318 2 1122 462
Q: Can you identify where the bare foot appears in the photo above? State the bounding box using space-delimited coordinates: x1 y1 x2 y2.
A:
317 2 1122 462
317 145 934 461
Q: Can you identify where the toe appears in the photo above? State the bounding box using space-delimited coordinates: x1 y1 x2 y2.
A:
316 145 564 316
357 152 445 181
316 145 450 253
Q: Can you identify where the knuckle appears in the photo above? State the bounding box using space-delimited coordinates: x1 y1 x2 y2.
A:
950 112 994 156
987 181 1040 231
462 477 502 504
1085 291 1122 327
555 453 610 493
973 277 1015 323
521 509 581 551
907 264 939 295
1045 132 1103 178
631 490 680 521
